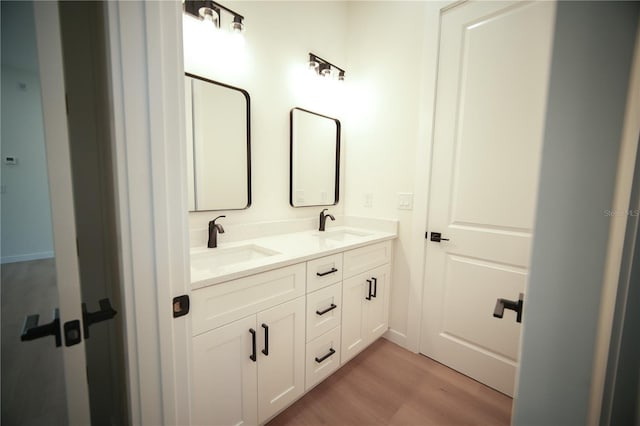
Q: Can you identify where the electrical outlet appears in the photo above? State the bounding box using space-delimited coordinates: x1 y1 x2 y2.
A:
398 192 414 210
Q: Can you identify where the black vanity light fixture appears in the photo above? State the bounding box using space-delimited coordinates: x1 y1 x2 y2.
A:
184 0 245 33
308 53 345 81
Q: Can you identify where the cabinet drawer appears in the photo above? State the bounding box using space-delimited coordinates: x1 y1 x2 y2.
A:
306 326 341 391
306 283 342 342
343 241 391 278
191 263 306 336
306 253 343 292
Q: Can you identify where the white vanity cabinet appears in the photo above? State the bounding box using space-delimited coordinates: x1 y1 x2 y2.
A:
190 237 394 425
191 264 306 425
341 242 391 364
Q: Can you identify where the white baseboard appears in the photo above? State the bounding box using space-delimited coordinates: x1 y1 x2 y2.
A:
1 251 54 264
384 328 414 352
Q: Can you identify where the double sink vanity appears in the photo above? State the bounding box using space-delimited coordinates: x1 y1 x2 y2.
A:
189 222 397 425
184 54 395 425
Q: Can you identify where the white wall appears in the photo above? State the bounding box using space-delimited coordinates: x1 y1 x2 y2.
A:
182 1 431 349
183 1 429 351
1 1 54 263
183 1 348 239
513 2 639 424
343 1 427 347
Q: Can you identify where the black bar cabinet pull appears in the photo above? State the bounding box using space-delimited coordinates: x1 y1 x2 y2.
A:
249 328 257 362
315 348 336 363
316 267 338 277
372 277 378 298
366 279 372 300
261 323 269 356
21 309 62 347
316 303 337 316
493 293 524 323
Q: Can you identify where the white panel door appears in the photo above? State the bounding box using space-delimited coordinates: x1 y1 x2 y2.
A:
192 315 258 426
420 1 556 396
17 2 90 425
257 297 305 423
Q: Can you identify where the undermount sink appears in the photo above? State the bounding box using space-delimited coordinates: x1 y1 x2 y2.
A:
191 244 280 273
314 229 372 242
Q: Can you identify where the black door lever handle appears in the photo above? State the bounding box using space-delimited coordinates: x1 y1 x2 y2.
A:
493 293 524 323
429 232 450 242
21 309 62 347
82 298 117 339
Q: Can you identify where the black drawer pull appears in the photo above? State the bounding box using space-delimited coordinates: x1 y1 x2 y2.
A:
315 348 336 363
249 328 257 362
366 279 372 300
261 323 269 356
372 277 377 298
316 267 338 277
316 303 337 316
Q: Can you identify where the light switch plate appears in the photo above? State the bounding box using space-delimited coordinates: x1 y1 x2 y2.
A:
398 192 414 210
364 192 373 208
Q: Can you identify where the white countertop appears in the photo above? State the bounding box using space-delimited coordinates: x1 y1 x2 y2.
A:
190 226 397 290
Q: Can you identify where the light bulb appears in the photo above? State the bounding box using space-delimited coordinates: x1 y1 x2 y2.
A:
230 16 244 33
199 6 219 27
320 64 332 77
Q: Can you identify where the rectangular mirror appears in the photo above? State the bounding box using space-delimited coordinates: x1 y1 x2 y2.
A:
185 73 251 211
289 108 341 207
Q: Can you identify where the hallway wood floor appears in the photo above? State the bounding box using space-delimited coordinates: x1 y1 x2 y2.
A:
1 259 68 425
268 339 512 426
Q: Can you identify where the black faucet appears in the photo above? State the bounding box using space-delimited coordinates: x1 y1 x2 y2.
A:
208 215 226 248
318 209 335 232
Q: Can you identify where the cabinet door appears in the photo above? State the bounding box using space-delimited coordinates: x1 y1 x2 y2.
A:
364 265 390 342
192 315 258 426
341 273 367 364
257 297 305 423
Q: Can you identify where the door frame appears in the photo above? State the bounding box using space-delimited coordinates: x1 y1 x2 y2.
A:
403 0 459 355
105 2 191 425
587 24 640 425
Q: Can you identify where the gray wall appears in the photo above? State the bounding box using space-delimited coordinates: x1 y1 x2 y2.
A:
513 2 639 425
1 1 54 264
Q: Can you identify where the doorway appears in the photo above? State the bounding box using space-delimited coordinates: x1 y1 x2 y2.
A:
419 0 556 396
1 1 127 424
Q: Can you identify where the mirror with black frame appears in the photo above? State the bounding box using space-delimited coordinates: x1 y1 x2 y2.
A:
289 107 340 207
185 73 251 211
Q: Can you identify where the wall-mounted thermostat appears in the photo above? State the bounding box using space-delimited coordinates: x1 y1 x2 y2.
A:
3 156 18 165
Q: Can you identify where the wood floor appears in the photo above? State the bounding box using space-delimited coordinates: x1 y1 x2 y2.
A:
1 259 68 426
268 339 512 426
